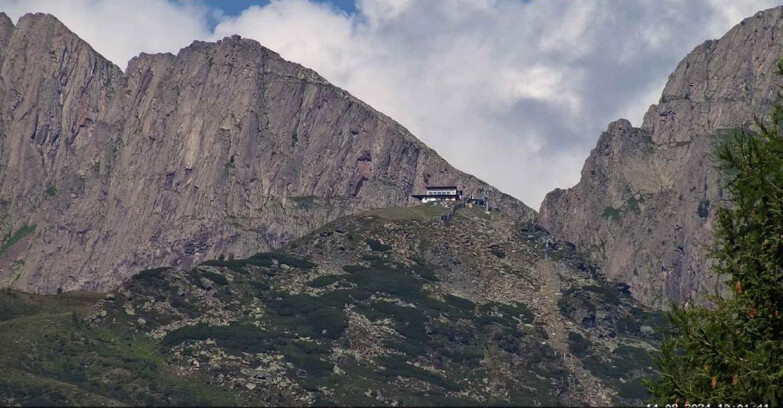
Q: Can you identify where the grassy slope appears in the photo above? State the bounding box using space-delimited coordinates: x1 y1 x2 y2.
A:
0 291 242 407
0 205 666 406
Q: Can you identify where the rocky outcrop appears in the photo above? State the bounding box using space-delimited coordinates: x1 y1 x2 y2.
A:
540 6 783 308
0 13 532 293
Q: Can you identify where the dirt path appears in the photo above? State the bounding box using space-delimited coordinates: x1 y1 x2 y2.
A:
535 259 613 406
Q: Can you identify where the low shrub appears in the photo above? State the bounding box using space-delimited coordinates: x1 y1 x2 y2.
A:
134 267 170 280
616 377 650 400
365 238 392 252
411 263 438 281
0 225 37 256
582 285 622 305
271 253 317 269
567 331 591 357
201 257 272 272
444 294 475 312
306 275 341 288
437 344 483 366
617 315 641 334
359 301 428 342
581 355 615 379
378 355 459 391
601 206 621 221
342 264 366 274
201 270 228 285
382 340 429 357
612 345 654 372
490 246 506 258
268 294 348 340
161 323 277 355
480 301 535 325
490 326 523 354
131 267 172 290
321 288 374 304
345 268 423 300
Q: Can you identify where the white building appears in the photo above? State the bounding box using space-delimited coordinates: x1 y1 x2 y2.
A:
411 186 461 203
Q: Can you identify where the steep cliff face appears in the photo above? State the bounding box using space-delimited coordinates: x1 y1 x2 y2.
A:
0 13 532 294
540 6 783 308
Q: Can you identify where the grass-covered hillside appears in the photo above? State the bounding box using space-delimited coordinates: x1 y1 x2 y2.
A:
0 205 665 406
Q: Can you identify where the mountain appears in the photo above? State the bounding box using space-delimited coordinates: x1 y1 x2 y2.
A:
0 13 531 294
0 204 664 406
540 6 783 308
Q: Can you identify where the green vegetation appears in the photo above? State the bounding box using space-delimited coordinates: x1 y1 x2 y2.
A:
410 257 438 281
617 378 650 401
478 301 535 325
268 293 348 340
601 206 621 221
455 205 493 221
306 274 341 288
364 204 450 221
201 252 315 272
444 294 476 311
201 256 272 272
133 267 170 281
583 285 621 305
614 345 654 370
561 284 622 310
626 195 643 213
131 267 172 291
378 354 459 391
45 186 57 196
617 307 668 339
0 200 659 406
263 252 317 269
647 60 783 404
365 238 392 252
0 291 239 406
697 199 711 219
580 343 656 402
291 195 319 209
490 246 506 258
360 300 428 341
163 323 274 353
0 225 36 257
200 270 228 285
567 331 592 357
349 265 423 300
342 260 424 301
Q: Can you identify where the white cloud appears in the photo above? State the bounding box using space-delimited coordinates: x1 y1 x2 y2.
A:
0 0 213 70
1 0 780 207
500 65 583 114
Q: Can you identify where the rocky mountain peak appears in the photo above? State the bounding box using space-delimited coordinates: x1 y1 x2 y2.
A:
0 13 532 294
606 118 633 134
540 5 783 308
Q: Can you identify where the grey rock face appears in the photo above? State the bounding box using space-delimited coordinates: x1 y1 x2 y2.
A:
0 13 532 293
540 6 783 308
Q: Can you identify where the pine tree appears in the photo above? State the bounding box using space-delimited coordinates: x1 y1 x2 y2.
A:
647 60 783 405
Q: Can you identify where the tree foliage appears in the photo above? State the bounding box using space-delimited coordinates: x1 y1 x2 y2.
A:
646 60 783 404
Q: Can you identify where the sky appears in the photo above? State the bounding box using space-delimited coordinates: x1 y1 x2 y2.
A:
1 0 781 208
